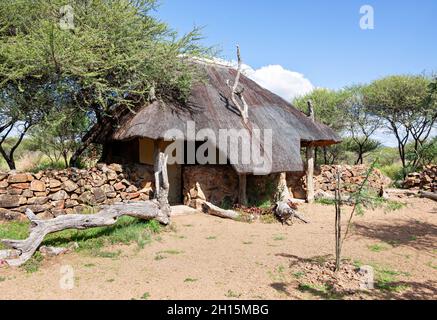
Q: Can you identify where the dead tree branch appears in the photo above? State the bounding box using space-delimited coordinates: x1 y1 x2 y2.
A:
227 45 249 122
0 152 172 267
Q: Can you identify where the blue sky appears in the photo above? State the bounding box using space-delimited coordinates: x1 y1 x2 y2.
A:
154 0 437 146
155 0 437 90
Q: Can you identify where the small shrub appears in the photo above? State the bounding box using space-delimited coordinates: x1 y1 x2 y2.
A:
21 251 44 273
225 290 241 298
368 243 387 252
140 292 150 300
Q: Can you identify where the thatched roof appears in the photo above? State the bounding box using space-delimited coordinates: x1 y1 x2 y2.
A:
100 61 340 174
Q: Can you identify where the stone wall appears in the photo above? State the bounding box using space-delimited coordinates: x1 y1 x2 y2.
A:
0 163 155 222
183 165 307 208
403 165 436 191
183 165 239 208
312 165 392 194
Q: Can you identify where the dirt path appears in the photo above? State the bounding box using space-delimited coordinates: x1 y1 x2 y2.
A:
0 198 436 300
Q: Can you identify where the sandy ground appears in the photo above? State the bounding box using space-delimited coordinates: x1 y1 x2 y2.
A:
0 197 436 300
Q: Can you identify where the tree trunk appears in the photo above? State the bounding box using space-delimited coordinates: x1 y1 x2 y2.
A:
306 146 315 203
201 201 241 220
1 152 172 267
238 174 247 206
334 168 342 272
419 191 437 202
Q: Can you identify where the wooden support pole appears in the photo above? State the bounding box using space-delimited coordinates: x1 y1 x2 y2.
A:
238 174 248 206
277 172 292 202
306 100 315 204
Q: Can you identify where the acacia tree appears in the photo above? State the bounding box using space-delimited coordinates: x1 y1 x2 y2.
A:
363 75 436 176
30 106 89 168
293 88 350 164
343 86 381 164
0 81 50 169
0 0 209 167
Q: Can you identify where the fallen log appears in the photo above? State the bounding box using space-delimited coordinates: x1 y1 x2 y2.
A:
314 190 354 205
419 191 437 202
0 153 172 267
274 202 309 225
201 201 241 221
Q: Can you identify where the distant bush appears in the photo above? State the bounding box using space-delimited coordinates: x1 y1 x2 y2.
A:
378 163 404 186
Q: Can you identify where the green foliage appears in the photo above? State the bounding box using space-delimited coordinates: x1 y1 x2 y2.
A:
363 75 436 173
0 0 210 167
21 251 44 273
405 136 437 168
374 268 410 292
29 106 90 167
293 88 350 133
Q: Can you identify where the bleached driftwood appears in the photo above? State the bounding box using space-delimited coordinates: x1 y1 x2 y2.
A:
419 191 437 202
274 202 309 225
226 45 249 122
0 153 172 267
201 201 240 221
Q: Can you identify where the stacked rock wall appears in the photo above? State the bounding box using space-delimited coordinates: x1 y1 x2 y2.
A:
312 165 392 194
403 165 436 191
0 163 154 221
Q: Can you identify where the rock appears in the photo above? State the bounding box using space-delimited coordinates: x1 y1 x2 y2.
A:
39 246 68 257
7 188 22 195
10 182 30 190
78 191 94 205
91 179 106 187
51 208 66 217
33 172 43 180
21 189 34 198
107 171 118 181
36 211 53 220
114 182 126 191
49 190 68 201
0 208 24 221
27 197 49 205
62 180 79 192
121 179 131 186
34 191 48 197
0 181 8 188
8 173 29 183
125 185 138 193
65 199 79 208
108 163 123 173
0 249 20 260
27 204 52 213
0 195 21 208
51 200 65 209
49 179 62 188
93 187 107 203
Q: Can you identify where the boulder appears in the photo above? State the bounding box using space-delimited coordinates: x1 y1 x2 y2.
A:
62 180 79 192
93 187 107 203
10 182 30 190
49 190 68 201
8 173 29 183
49 179 62 188
0 195 21 208
27 197 49 205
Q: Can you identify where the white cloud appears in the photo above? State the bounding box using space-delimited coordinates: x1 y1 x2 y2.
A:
243 64 314 102
193 57 314 102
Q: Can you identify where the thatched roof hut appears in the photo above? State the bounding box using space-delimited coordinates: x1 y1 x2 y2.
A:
95 60 340 205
